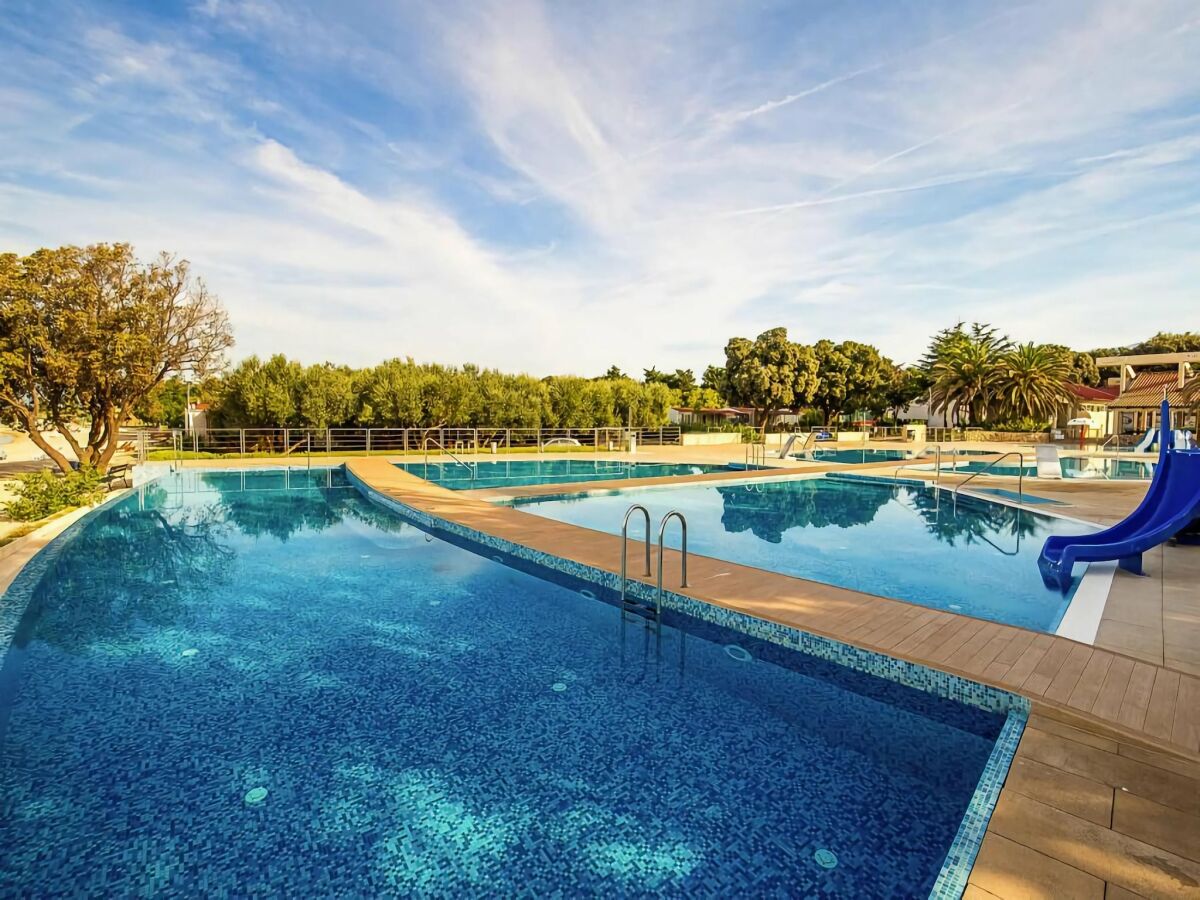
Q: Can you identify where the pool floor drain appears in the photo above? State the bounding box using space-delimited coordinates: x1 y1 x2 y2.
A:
725 645 752 663
181 648 199 658
814 848 838 869
244 787 268 805
551 682 568 692
579 589 597 601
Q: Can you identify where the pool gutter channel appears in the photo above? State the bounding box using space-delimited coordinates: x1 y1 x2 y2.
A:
344 464 1028 898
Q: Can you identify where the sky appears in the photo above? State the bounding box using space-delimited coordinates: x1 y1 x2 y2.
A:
1 0 1198 376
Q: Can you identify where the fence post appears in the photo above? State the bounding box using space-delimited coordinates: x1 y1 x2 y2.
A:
366 428 372 455
240 429 246 458
326 429 331 454
283 428 289 457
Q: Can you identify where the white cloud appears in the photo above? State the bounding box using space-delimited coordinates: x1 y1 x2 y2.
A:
0 0 1198 377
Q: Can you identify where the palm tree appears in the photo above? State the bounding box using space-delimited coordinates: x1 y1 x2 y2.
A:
997 343 1075 423
929 339 1006 425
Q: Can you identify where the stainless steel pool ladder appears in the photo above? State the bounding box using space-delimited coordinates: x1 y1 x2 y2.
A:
951 451 1025 507
618 505 689 630
745 441 766 469
423 436 475 478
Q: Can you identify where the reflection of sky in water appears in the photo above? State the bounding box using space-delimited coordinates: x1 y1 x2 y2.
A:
519 477 1095 631
1 468 1002 896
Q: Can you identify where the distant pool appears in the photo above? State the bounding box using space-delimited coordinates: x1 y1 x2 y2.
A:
0 467 1013 895
515 476 1094 631
398 459 737 490
797 448 997 465
956 456 1153 480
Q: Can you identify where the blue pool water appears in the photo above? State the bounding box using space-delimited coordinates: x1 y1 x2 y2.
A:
516 477 1094 631
0 468 1008 896
398 459 735 489
957 456 1153 480
797 448 997 465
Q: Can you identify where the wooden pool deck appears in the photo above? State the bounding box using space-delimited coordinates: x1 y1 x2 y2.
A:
346 457 1200 898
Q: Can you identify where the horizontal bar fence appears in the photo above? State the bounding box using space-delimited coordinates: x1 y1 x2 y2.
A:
122 426 682 463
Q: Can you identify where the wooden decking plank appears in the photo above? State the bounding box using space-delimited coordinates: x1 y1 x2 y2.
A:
928 617 988 664
1022 640 1075 696
1067 650 1114 710
1000 633 1056 690
989 628 1038 668
1090 655 1135 721
944 623 1005 672
1044 644 1094 704
1171 674 1200 752
889 613 956 656
1143 669 1182 742
1117 662 1159 733
873 609 943 651
963 632 1018 679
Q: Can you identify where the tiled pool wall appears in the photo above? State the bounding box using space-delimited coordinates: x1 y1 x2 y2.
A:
344 465 1030 899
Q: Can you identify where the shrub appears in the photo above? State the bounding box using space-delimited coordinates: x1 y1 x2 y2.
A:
3 467 106 521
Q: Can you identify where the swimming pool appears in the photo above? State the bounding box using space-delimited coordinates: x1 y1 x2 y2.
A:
397 459 738 489
796 448 997 465
955 456 1153 480
0 467 1017 895
515 476 1094 631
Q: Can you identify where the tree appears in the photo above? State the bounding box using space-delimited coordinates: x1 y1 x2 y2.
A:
298 363 356 428
926 323 1012 426
884 367 928 421
0 244 232 472
1044 344 1100 387
997 343 1074 423
723 327 818 432
811 339 893 424
600 365 625 380
213 355 303 427
701 365 727 399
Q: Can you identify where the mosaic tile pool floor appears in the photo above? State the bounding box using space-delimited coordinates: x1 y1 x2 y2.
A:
0 469 1005 896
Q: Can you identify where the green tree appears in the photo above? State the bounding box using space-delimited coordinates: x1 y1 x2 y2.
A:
212 354 303 427
997 343 1074 423
600 365 626 380
811 340 893 424
701 365 727 399
298 363 356 428
0 243 232 472
926 323 1012 426
723 327 819 432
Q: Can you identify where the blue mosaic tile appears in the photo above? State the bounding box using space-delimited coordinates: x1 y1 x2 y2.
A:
0 467 1026 897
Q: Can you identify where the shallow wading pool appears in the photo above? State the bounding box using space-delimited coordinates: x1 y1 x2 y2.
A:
0 467 1021 896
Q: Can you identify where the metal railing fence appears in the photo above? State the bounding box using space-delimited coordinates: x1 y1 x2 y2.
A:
121 426 682 462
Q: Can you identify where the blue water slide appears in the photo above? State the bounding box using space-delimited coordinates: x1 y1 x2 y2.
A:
1039 400 1200 590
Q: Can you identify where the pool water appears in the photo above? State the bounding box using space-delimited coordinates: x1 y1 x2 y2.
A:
516 476 1094 631
957 457 1153 480
797 448 997 465
0 468 1008 896
397 459 735 489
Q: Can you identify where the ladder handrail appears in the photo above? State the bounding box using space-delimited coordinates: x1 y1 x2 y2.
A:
423 436 475 475
620 504 652 608
656 511 689 619
952 451 1025 505
893 443 942 484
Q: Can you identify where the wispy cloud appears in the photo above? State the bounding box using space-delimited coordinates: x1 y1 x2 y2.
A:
0 0 1198 375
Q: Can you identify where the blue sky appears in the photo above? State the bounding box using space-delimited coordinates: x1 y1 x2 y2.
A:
2 0 1198 375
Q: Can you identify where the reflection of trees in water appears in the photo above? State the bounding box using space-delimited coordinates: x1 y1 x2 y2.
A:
33 477 412 651
904 488 1040 549
718 481 891 543
197 474 410 542
32 497 235 652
